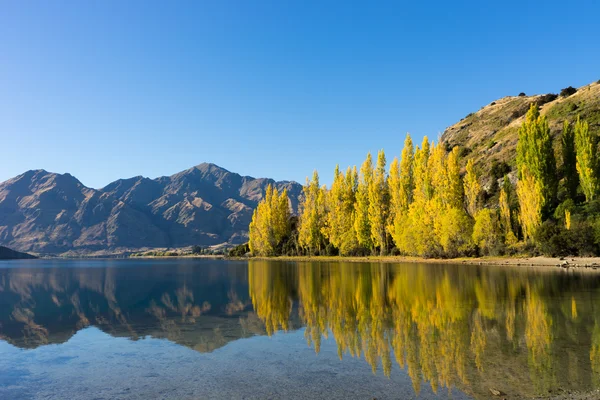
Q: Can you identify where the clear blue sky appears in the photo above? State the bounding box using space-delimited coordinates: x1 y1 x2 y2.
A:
1 1 599 188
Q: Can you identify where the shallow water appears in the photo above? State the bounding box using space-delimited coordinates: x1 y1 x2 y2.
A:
1 259 599 399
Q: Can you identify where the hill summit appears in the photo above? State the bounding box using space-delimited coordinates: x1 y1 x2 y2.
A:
441 80 600 190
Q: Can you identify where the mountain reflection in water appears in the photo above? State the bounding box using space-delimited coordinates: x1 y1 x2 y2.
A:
1 259 600 399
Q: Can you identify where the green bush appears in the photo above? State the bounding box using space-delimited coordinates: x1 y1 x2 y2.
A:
536 218 598 257
229 243 250 257
560 86 577 98
490 161 511 180
535 220 570 257
458 146 472 158
553 199 575 220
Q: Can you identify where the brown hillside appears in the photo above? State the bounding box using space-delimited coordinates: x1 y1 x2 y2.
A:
441 80 600 188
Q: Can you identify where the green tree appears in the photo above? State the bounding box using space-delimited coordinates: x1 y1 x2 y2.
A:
516 104 558 217
575 116 598 202
561 120 578 201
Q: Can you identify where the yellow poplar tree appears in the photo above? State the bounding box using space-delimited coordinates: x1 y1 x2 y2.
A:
428 141 447 202
499 176 517 245
436 145 472 256
398 138 439 256
387 156 400 236
574 116 599 202
445 147 463 208
391 134 415 250
472 208 501 256
464 159 480 217
324 165 358 255
399 134 415 211
516 167 543 242
354 153 374 251
368 150 389 254
298 171 326 254
249 185 291 256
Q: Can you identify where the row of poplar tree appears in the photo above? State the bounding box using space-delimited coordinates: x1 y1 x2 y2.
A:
248 104 599 257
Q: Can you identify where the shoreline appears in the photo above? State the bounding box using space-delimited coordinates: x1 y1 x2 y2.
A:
16 254 600 272
246 255 600 270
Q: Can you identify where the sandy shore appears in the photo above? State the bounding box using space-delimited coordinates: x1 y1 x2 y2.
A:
126 254 600 271
540 388 600 400
248 255 600 271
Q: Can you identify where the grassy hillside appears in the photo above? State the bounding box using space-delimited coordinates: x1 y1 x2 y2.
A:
441 80 600 191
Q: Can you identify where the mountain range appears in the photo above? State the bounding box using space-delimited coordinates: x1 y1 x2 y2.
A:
0 163 302 255
1 80 598 256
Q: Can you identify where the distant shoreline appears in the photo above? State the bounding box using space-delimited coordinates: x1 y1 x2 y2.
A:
16 253 600 272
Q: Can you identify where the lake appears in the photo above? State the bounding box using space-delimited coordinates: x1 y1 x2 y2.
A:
1 259 599 399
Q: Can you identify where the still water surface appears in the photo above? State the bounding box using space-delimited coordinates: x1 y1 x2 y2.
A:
1 259 599 399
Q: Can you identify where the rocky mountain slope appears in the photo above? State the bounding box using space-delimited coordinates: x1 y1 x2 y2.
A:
442 80 600 189
0 163 302 255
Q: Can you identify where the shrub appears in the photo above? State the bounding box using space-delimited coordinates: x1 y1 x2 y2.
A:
568 220 597 256
389 247 401 256
553 199 575 220
560 86 577 98
490 161 511 180
536 218 598 257
582 200 600 216
324 243 339 256
537 93 558 106
458 146 472 158
229 243 250 257
535 220 570 257
191 245 203 254
568 103 579 112
511 106 529 120
518 92 527 97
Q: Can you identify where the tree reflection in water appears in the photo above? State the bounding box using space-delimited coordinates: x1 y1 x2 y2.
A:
249 261 600 397
2 260 600 398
